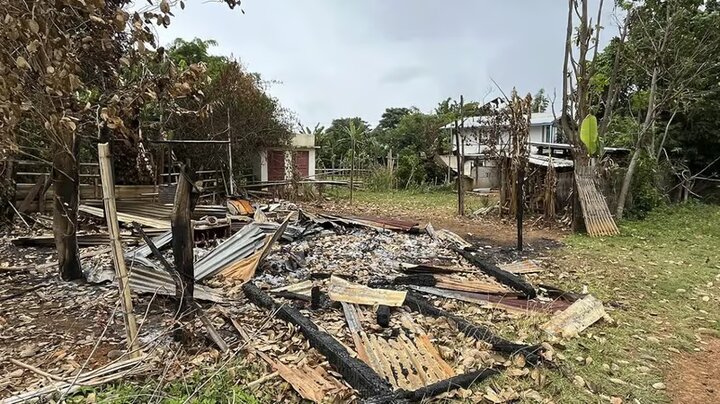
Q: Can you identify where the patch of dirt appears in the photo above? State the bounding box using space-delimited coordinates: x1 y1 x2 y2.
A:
666 338 720 404
312 199 567 250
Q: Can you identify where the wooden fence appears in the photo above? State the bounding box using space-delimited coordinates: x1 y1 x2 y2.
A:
13 160 223 213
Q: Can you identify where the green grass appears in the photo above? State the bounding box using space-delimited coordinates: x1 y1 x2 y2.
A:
325 188 498 218
502 203 720 403
74 360 272 403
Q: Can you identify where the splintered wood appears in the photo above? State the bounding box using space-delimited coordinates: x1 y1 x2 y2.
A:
256 352 346 403
499 260 543 275
543 294 606 338
341 303 455 390
433 274 512 294
574 166 620 237
328 276 407 307
361 334 455 390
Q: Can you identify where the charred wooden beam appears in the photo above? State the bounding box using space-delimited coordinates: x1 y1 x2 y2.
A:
376 305 390 328
393 274 437 287
403 291 543 364
172 167 195 311
242 283 393 397
310 285 321 309
363 368 500 403
455 249 537 298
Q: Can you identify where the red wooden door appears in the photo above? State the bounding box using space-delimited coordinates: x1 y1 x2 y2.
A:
268 150 285 181
293 150 309 177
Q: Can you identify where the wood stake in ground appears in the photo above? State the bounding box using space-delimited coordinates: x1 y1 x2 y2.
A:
97 143 140 358
172 165 196 311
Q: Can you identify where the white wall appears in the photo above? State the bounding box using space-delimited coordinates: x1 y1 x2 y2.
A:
254 149 268 182
292 133 315 148
308 149 316 179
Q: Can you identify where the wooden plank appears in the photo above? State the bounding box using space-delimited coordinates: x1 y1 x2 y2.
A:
18 174 48 213
256 352 325 402
329 275 406 307
341 303 370 364
79 205 170 229
542 294 606 338
433 274 512 294
370 335 399 389
415 334 455 378
499 260 543 274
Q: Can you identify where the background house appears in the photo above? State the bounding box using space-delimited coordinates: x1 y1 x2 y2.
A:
437 112 560 189
253 132 317 182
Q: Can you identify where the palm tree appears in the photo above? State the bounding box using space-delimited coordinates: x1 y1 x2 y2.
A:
342 121 366 204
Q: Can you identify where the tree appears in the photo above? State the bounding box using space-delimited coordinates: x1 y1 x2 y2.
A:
377 107 413 132
317 117 371 169
0 0 240 278
342 121 366 204
613 0 720 219
163 44 294 179
531 89 550 113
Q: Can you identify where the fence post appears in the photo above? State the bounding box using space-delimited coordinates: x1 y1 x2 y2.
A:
97 143 141 358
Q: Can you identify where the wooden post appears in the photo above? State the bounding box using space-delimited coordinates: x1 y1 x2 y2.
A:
349 138 355 205
97 143 141 358
516 166 524 251
172 166 195 311
455 95 465 216
53 131 83 281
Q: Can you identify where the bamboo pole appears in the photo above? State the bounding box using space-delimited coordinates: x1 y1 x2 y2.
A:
97 143 140 358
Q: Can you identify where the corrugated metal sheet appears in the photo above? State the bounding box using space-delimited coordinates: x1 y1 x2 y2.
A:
194 224 267 280
126 263 225 303
125 230 172 260
255 222 306 241
318 213 419 232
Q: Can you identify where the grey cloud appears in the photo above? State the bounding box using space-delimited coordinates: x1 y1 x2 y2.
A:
155 0 620 127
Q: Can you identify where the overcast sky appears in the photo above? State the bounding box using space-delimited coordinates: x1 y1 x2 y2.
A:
155 1 619 128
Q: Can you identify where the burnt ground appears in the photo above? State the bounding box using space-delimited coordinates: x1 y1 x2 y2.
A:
312 198 567 263
0 205 565 402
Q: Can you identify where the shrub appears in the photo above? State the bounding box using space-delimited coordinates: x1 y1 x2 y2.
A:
366 167 395 191
627 151 665 219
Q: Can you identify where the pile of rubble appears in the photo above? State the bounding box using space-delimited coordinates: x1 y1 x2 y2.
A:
0 198 609 402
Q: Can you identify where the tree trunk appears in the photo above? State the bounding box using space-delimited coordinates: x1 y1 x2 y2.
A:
172 166 195 311
53 131 83 281
349 139 355 205
616 66 658 220
0 157 17 223
655 109 677 162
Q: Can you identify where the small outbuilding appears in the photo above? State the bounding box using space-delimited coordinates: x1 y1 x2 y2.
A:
253 132 317 182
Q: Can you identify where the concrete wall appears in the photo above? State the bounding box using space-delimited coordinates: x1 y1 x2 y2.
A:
254 149 268 182
292 133 315 148
307 149 316 179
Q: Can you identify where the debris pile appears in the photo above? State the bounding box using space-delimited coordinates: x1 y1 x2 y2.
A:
0 197 610 402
